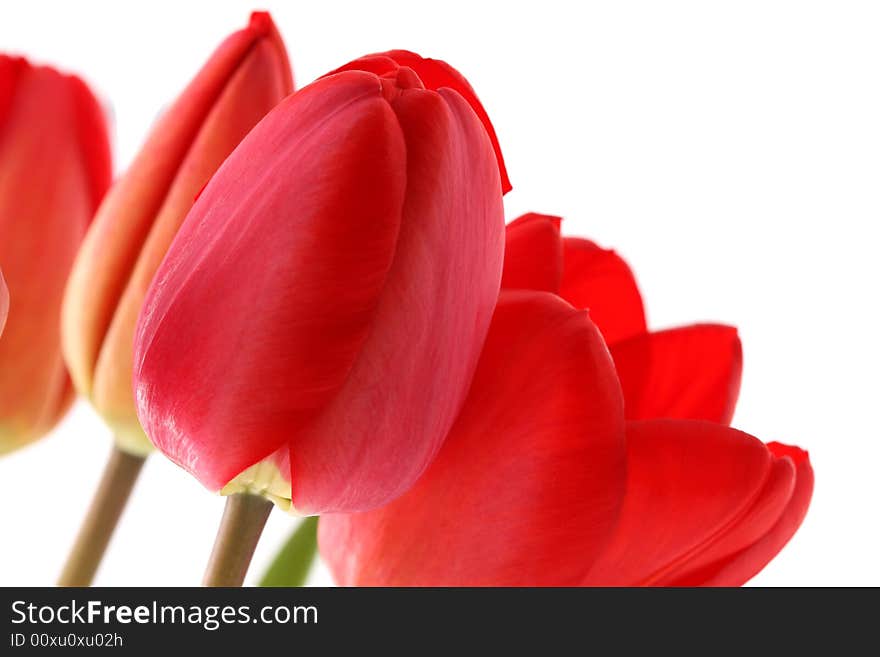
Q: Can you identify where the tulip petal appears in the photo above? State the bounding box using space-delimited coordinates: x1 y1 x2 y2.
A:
688 443 813 586
584 420 797 586
319 291 626 585
558 238 646 344
609 324 742 424
501 213 563 292
329 50 510 194
0 55 25 128
286 84 504 513
135 72 407 493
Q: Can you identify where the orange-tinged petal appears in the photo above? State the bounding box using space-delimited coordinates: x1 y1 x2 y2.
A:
61 13 293 453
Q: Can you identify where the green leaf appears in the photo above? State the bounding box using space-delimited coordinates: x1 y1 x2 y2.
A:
259 516 319 587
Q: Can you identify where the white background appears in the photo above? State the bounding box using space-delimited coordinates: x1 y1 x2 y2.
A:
0 0 877 586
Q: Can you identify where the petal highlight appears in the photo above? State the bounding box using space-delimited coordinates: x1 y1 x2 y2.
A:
0 268 8 336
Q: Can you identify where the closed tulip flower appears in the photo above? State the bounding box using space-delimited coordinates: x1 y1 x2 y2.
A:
319 291 813 586
134 54 507 531
0 54 111 454
503 212 743 424
57 13 293 587
62 11 293 455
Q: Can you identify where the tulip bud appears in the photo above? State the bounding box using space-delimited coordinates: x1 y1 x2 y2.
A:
134 55 507 514
62 12 293 455
0 55 111 454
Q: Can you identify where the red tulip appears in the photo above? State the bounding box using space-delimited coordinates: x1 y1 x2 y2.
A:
133 56 506 514
0 268 8 337
503 212 742 424
319 292 813 586
62 11 293 455
0 55 111 454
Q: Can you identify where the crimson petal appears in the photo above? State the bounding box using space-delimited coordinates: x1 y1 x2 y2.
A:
688 443 813 586
501 213 563 292
584 420 798 586
559 238 646 344
609 324 742 423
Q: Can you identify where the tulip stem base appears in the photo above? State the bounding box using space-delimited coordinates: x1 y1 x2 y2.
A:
203 494 273 587
57 445 146 586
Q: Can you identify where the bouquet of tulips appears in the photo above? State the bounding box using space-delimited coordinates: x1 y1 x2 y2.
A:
0 12 812 587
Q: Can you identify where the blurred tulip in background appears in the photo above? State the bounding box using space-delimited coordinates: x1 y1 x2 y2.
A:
0 54 111 455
